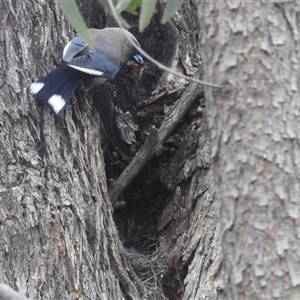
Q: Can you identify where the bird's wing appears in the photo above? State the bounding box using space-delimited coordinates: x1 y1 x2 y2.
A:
62 34 88 62
67 48 120 78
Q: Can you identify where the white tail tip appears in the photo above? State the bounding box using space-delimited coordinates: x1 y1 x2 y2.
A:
48 94 66 114
29 82 45 94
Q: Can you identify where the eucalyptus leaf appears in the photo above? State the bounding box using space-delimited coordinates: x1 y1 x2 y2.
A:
139 0 157 32
97 0 113 13
161 0 184 24
57 0 94 47
125 0 141 15
115 0 131 13
97 0 131 28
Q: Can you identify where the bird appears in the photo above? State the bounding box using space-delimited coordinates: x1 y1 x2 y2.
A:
28 27 144 115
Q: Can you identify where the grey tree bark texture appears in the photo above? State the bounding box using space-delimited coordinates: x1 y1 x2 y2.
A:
0 0 223 299
0 1 147 299
198 2 300 300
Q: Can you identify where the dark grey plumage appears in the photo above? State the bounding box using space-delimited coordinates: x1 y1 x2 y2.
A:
29 28 144 114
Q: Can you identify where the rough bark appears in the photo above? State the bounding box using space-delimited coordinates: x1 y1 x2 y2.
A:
0 0 146 299
109 74 203 206
0 0 223 299
198 1 300 299
113 2 224 299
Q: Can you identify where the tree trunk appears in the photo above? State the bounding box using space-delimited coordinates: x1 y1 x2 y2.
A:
198 1 300 299
0 0 223 299
0 0 146 298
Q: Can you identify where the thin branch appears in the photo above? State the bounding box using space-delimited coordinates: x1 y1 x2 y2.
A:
106 0 222 88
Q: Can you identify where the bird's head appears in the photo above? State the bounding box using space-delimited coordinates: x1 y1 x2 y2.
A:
132 54 144 66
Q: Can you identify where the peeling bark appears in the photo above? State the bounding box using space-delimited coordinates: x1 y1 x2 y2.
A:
109 74 203 206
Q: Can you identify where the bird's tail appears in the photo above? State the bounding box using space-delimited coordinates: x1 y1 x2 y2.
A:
28 64 87 114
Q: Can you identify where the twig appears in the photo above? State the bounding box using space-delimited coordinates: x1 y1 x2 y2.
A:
106 0 222 88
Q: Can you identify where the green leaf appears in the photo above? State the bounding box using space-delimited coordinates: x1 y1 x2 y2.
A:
97 0 113 13
161 0 184 24
125 0 141 15
97 0 131 28
57 0 94 47
115 0 131 13
139 0 157 32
